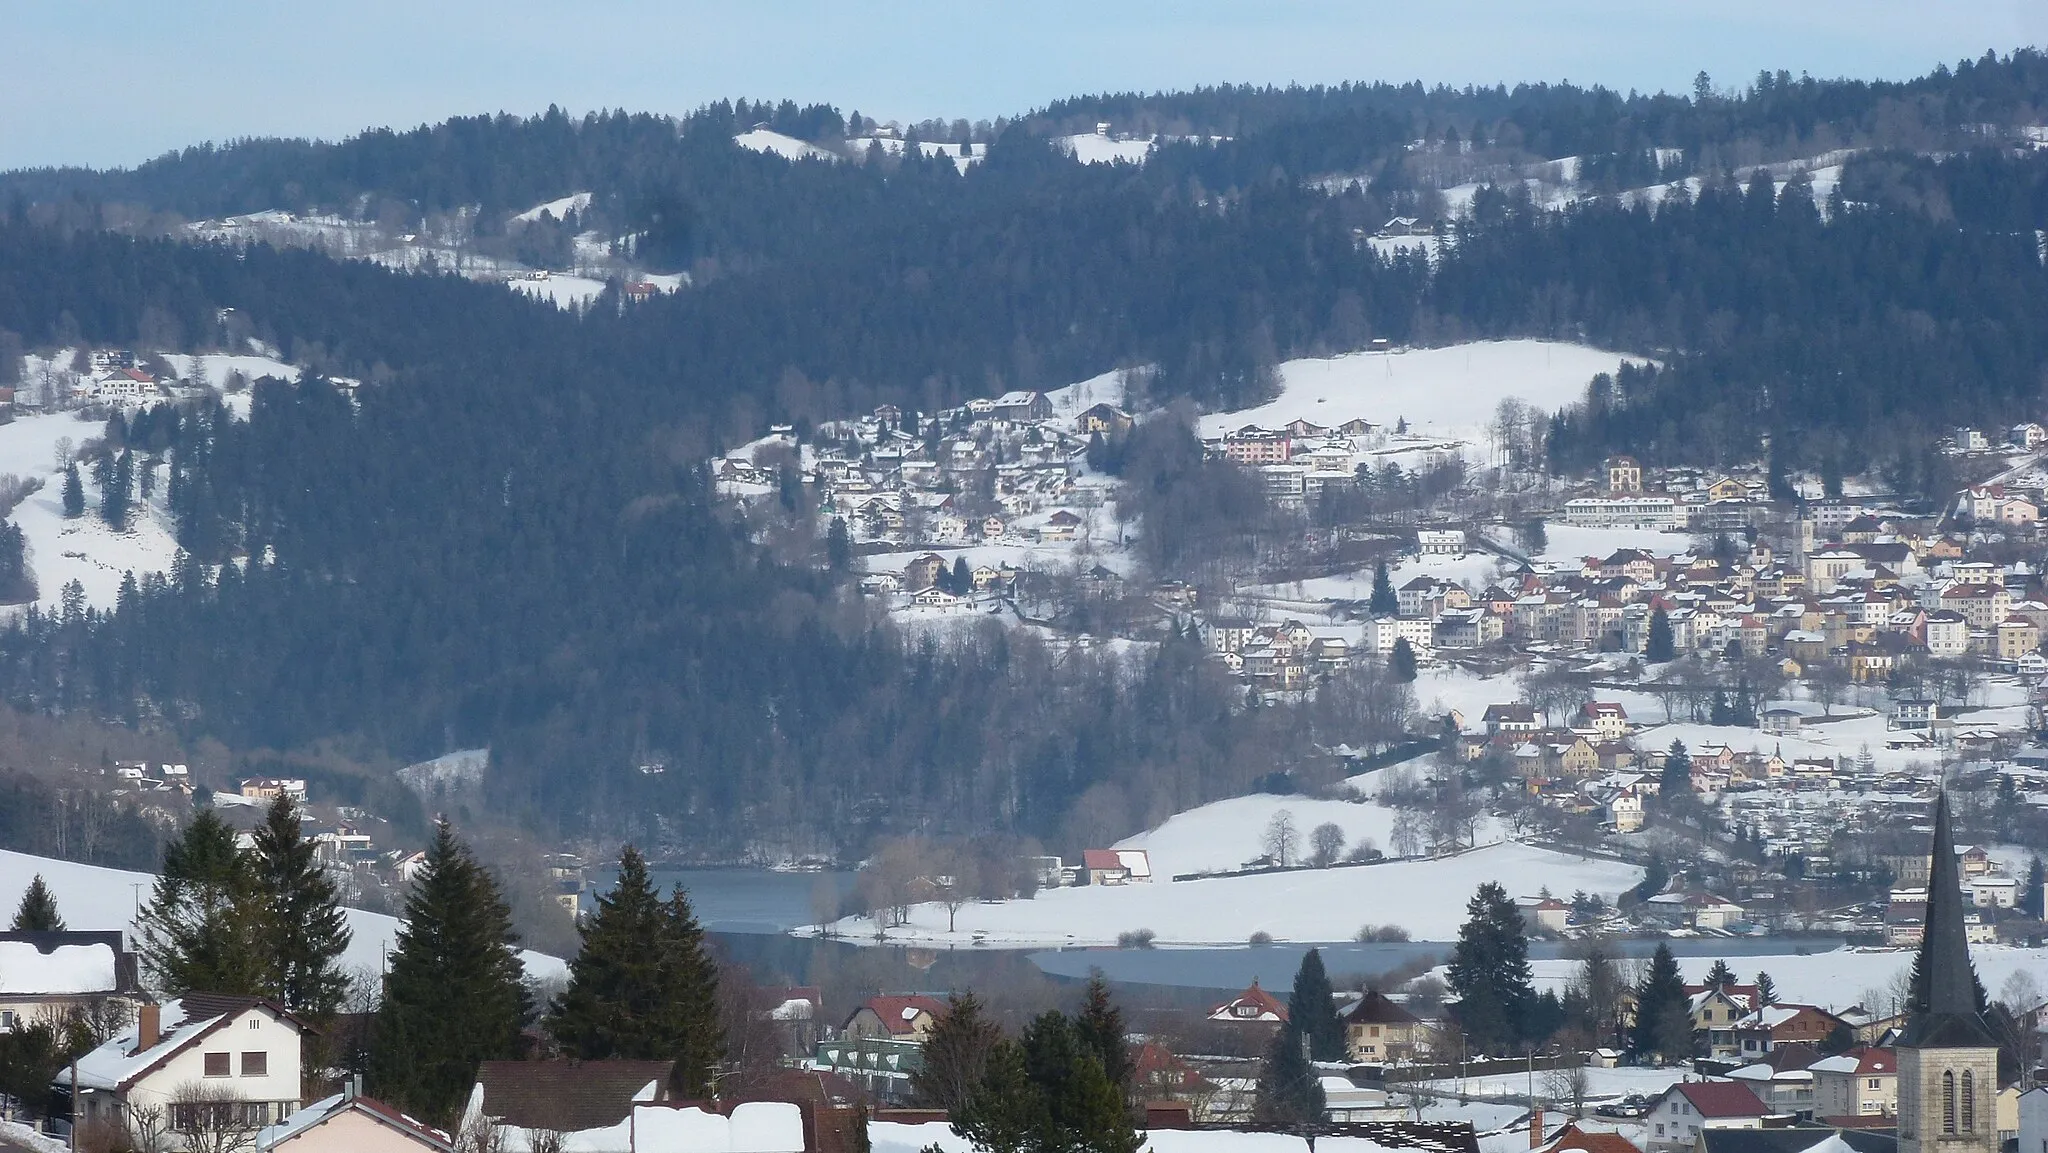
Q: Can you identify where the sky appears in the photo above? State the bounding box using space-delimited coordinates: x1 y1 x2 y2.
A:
3 0 2044 171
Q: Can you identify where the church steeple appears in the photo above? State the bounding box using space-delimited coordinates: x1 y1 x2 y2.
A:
1903 789 1996 1048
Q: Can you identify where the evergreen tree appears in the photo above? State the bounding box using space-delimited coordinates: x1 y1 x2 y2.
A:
1073 974 1135 1105
978 1011 1142 1153
827 516 851 571
1661 740 1692 795
1645 609 1675 662
952 556 973 596
10 875 63 932
1369 561 1398 615
1629 942 1691 1063
1445 881 1534 1054
137 810 271 996
370 821 531 1127
1754 972 1777 1006
60 464 82 519
1253 1024 1325 1124
912 991 1004 1113
1703 959 1735 989
546 846 723 1095
251 794 352 1017
2025 855 2047 920
1632 851 1669 902
1286 948 1346 1062
1389 638 1418 683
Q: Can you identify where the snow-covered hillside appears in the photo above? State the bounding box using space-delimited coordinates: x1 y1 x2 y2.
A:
1200 339 1644 459
0 848 567 981
513 191 592 223
825 840 1639 945
1055 134 1155 165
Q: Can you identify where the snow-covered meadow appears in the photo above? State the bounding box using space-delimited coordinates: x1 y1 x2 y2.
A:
823 839 1639 946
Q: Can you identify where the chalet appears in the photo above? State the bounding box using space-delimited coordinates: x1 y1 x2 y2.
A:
843 994 948 1042
1041 510 1085 541
62 995 309 1146
990 391 1052 422
1076 403 1133 437
1643 1081 1769 1152
239 777 308 802
1081 848 1152 885
1207 981 1288 1028
908 586 966 608
1733 1004 1849 1057
1340 990 1425 1062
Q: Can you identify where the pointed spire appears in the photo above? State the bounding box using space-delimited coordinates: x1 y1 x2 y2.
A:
1904 789 1995 1048
1923 791 1977 1017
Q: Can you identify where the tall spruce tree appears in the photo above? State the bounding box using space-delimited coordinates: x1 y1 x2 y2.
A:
10 875 64 931
137 810 270 996
370 821 530 1127
1369 561 1398 615
1445 882 1534 1054
960 1010 1141 1153
1253 1024 1325 1125
251 794 352 1017
1390 638 1418 683
2024 855 2046 919
60 464 83 519
1629 942 1691 1063
1073 974 1135 1105
911 991 1004 1113
546 846 723 1095
1703 959 1735 988
1754 972 1777 1006
1286 948 1346 1062
1645 608 1675 662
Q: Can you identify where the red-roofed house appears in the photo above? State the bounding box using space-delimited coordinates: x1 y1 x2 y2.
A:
1810 1046 1898 1118
1644 1081 1769 1151
1081 849 1151 885
1207 980 1288 1029
1543 1122 1643 1153
842 994 948 1042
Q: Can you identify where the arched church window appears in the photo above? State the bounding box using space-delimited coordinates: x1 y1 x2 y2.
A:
1943 1070 1957 1134
1962 1069 1976 1133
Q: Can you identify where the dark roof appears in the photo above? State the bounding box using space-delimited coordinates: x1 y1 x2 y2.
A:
1698 1127 1898 1153
475 1059 672 1131
1902 790 1998 1050
1342 990 1421 1027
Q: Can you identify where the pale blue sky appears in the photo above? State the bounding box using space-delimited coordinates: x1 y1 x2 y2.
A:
4 0 2043 170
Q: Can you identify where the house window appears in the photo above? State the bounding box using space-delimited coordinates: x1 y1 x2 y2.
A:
0 1010 13 1028
242 1051 268 1076
1869 1079 1881 1089
204 1052 231 1077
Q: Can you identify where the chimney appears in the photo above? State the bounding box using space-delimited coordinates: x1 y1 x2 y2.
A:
1530 1104 1545 1150
137 1002 161 1052
346 1074 361 1101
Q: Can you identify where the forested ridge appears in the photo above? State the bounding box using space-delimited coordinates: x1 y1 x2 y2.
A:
2 54 2048 855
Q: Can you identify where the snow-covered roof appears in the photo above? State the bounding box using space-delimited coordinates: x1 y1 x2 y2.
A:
633 1102 804 1153
63 996 288 1091
0 940 117 994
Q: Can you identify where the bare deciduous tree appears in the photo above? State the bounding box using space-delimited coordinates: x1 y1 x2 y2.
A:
168 1080 261 1153
1307 823 1346 868
1261 810 1299 867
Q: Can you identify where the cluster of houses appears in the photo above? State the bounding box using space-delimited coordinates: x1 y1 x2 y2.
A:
714 392 1129 553
1209 416 1469 508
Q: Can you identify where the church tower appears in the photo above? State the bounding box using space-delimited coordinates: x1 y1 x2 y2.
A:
1898 791 1999 1153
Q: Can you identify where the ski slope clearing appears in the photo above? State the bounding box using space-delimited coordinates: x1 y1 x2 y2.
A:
1198 341 1645 448
1111 792 1506 877
1055 134 1155 165
0 410 182 612
824 841 1639 946
0 848 566 981
509 274 607 309
513 191 592 223
735 129 840 162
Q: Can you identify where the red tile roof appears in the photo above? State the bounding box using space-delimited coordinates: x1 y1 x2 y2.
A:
852 994 947 1035
1208 980 1288 1023
1673 1080 1769 1118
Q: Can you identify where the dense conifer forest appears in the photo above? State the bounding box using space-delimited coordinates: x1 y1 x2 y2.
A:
2 52 2048 855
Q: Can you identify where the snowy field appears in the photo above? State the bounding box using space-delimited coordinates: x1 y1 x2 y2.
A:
1198 342 1645 452
735 129 840 162
0 848 566 981
0 409 180 612
1522 523 1697 564
825 841 1639 946
1421 1064 1686 1103
1525 943 2048 1016
1112 792 1506 878
512 191 592 222
509 274 607 309
1055 134 1156 165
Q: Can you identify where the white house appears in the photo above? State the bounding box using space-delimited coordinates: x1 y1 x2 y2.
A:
1416 530 1465 556
257 1086 452 1151
62 995 307 1151
0 930 141 1030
